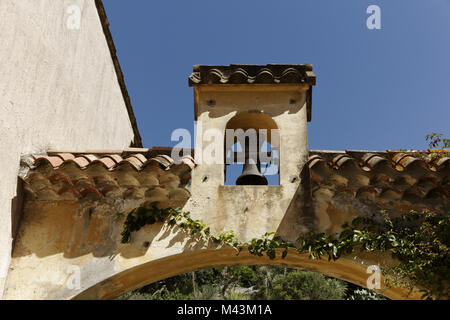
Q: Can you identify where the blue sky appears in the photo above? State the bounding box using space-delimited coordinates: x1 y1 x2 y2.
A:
103 0 450 152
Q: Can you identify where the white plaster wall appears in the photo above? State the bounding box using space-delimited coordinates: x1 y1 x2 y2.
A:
0 0 135 297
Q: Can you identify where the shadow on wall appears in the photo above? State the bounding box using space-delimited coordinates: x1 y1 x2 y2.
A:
12 167 313 260
12 198 192 260
11 179 24 253
204 93 304 120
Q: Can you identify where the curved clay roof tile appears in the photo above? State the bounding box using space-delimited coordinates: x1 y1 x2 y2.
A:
255 68 275 84
280 68 302 83
228 68 249 84
131 153 147 164
81 154 99 163
205 69 225 84
361 153 389 169
92 157 116 170
434 157 450 170
180 155 196 169
332 154 357 169
34 156 64 168
55 153 76 161
105 154 123 164
70 157 90 168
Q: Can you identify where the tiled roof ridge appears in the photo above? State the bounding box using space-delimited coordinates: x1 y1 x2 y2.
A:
45 146 193 158
19 148 448 204
22 148 449 173
309 149 449 172
29 148 448 155
189 64 316 86
308 150 449 210
189 64 316 121
20 151 195 202
24 148 195 172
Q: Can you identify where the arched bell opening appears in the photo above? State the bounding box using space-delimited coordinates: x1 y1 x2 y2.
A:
224 112 280 186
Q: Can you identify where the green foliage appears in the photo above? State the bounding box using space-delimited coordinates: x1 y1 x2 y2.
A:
223 290 251 300
347 288 385 300
213 266 261 291
118 287 187 300
248 232 296 260
297 209 450 299
121 202 295 260
397 133 450 163
191 285 222 300
118 266 372 301
380 210 449 299
406 133 450 162
425 133 450 149
269 271 347 300
131 269 221 299
120 200 449 299
120 203 180 243
228 266 259 288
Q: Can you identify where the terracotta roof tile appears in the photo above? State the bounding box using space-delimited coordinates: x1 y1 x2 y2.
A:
56 153 76 161
20 148 447 210
120 156 142 170
21 148 195 201
435 157 450 169
97 157 118 169
33 155 64 168
130 153 147 164
75 157 92 168
105 154 123 164
308 149 449 212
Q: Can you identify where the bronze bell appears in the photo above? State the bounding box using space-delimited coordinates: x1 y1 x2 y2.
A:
235 137 268 185
236 161 268 185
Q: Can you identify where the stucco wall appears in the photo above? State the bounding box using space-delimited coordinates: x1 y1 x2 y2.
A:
0 0 135 297
184 85 311 242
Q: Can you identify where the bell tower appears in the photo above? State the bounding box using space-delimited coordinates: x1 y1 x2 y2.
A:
183 64 316 241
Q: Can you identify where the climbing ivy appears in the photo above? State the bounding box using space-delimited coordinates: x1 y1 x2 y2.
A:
121 203 179 243
297 209 449 300
120 202 449 300
121 202 293 256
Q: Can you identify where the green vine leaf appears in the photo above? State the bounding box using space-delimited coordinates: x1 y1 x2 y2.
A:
120 201 449 300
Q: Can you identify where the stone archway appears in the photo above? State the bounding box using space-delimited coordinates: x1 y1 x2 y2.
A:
73 247 422 300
